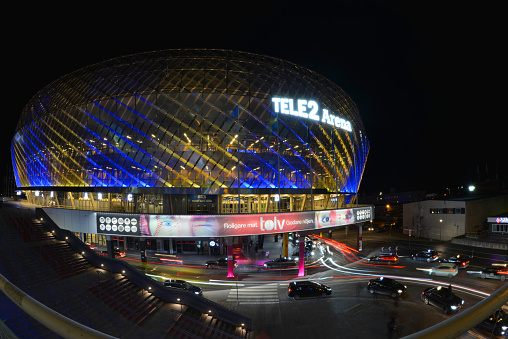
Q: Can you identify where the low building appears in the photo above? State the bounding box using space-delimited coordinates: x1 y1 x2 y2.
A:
403 193 508 241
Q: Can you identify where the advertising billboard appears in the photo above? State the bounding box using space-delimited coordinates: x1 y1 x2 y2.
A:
96 206 372 237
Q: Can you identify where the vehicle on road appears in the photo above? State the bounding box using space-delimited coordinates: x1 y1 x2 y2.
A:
205 257 237 268
429 263 458 277
440 255 469 268
475 309 508 337
101 248 126 258
480 266 508 281
412 249 439 262
263 257 297 268
287 281 331 299
367 277 407 298
164 279 202 295
366 253 399 264
421 285 464 314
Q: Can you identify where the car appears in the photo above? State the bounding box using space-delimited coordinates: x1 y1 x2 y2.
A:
287 281 331 299
475 309 508 337
441 255 469 268
263 257 297 268
205 257 237 268
164 279 202 295
366 253 399 264
412 250 439 262
421 285 464 314
101 247 126 258
367 277 407 298
429 263 458 277
480 266 508 281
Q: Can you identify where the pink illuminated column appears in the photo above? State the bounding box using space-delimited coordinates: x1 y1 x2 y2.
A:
298 235 305 277
227 243 235 278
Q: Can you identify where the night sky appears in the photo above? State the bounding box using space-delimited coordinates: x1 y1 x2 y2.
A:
3 2 504 196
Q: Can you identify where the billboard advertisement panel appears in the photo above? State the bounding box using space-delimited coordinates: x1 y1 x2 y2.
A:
96 206 372 237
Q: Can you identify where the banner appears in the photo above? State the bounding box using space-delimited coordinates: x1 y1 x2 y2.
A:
96 214 141 236
96 206 373 237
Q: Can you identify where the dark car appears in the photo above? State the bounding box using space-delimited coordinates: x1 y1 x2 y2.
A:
101 247 126 258
205 258 237 268
421 285 464 314
164 279 202 295
287 281 331 299
480 266 508 281
263 257 297 268
367 277 407 298
366 254 399 265
441 255 470 268
475 309 508 337
412 250 439 262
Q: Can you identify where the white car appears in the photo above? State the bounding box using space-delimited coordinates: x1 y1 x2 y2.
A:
429 263 458 277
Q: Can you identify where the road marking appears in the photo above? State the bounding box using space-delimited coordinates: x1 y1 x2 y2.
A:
226 283 279 304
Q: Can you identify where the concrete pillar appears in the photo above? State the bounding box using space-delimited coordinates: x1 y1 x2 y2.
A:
226 237 235 278
298 235 305 277
139 237 147 263
283 233 289 258
106 235 115 258
357 224 363 252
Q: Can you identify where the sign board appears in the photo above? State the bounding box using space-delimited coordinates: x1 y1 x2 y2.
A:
96 206 373 237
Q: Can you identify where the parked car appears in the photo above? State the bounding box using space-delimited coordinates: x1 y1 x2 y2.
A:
441 255 470 268
205 258 237 268
480 266 508 281
366 253 399 264
429 263 458 277
421 285 464 314
367 277 407 298
475 309 508 337
412 249 439 262
264 257 297 268
164 279 202 295
287 281 331 299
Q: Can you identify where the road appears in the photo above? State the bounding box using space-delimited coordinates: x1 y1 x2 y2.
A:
124 229 508 338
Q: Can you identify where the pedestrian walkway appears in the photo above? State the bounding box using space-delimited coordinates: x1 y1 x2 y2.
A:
226 282 280 304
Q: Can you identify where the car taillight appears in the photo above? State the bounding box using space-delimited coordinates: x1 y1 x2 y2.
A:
462 262 465 266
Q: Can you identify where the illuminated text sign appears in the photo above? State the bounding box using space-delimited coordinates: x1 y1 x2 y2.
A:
272 97 352 132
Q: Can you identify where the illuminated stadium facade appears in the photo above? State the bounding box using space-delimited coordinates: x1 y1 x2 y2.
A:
12 49 369 233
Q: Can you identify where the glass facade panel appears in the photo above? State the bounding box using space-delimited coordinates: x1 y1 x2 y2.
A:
13 50 369 207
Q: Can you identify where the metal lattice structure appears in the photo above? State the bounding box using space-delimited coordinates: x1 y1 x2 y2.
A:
12 49 369 194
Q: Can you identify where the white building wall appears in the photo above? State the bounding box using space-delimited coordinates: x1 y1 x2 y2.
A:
42 207 97 234
403 200 466 241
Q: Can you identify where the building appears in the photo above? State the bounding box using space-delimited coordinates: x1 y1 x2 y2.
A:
11 49 370 254
403 193 508 241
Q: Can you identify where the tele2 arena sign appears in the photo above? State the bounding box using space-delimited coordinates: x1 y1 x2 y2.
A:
96 206 372 237
271 97 352 132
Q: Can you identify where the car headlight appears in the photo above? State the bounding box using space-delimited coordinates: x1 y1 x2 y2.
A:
502 326 508 330
264 263 268 268
397 290 403 294
450 306 457 310
461 300 464 304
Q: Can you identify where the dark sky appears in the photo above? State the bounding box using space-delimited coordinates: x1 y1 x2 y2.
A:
3 2 504 195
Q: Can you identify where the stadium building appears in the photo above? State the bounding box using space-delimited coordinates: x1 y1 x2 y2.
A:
11 49 370 254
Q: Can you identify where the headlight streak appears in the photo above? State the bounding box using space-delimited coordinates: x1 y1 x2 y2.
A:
321 258 489 298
